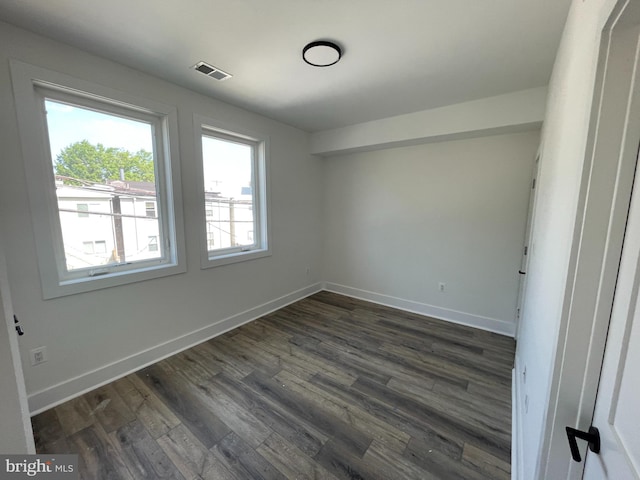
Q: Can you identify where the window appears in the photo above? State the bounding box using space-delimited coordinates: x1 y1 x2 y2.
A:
11 61 186 298
145 202 156 218
45 96 168 272
95 240 107 254
82 241 94 254
195 115 269 268
82 240 107 256
77 203 89 218
148 236 158 252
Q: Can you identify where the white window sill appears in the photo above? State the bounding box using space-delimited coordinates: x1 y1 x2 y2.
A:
44 262 186 299
201 248 271 270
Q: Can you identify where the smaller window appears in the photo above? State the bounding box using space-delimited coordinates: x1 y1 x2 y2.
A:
145 201 156 218
82 241 94 254
82 240 107 255
148 236 158 252
95 240 107 254
195 116 269 269
77 203 89 218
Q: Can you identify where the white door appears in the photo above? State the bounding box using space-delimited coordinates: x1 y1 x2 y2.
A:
515 153 540 338
0 233 34 453
582 157 640 479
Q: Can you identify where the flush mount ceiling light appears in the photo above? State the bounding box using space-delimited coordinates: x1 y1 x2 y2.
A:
302 40 342 67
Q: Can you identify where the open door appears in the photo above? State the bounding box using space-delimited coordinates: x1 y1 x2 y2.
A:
539 2 640 477
0 232 35 453
515 152 540 338
579 147 640 478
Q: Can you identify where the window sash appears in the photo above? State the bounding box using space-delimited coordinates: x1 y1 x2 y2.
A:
38 87 174 281
201 130 260 257
195 116 269 269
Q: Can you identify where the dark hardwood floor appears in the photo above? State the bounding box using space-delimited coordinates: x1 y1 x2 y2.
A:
31 291 515 480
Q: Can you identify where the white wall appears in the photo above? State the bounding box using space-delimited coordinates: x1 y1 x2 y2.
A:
514 0 619 478
0 21 323 412
322 131 539 335
311 87 547 156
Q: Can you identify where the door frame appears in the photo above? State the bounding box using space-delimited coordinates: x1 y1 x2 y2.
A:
539 1 640 478
0 230 35 453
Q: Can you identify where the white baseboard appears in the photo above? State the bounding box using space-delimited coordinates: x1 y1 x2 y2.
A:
513 356 524 480
324 282 516 337
28 283 323 415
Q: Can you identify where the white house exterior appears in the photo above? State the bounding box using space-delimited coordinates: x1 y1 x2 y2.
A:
56 179 160 271
56 179 255 271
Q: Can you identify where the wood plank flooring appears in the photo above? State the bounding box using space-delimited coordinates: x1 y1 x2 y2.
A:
31 292 515 480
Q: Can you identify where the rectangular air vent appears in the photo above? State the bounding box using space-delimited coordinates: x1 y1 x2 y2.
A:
193 61 232 81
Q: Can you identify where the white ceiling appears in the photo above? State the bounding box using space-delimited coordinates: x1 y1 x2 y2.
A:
0 0 572 132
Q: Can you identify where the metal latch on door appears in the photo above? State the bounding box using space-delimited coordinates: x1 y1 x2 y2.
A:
565 426 601 462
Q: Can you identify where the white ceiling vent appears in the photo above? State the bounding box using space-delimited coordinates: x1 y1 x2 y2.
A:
192 61 232 81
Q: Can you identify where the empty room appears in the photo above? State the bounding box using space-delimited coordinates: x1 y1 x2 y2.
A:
1 0 638 479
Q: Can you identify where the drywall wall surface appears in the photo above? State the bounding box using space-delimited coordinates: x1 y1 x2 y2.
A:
310 87 547 156
322 131 539 334
514 0 619 478
0 21 323 410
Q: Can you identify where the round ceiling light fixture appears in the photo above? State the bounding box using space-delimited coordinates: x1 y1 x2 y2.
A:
302 40 342 67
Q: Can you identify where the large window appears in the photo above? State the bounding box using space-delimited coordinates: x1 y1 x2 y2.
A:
11 61 186 298
44 95 166 272
195 116 269 268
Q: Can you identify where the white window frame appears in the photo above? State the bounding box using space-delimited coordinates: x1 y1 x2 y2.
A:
194 114 270 269
10 60 186 299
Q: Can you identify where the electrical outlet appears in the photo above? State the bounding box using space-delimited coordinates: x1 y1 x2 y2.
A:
30 346 47 366
438 282 446 292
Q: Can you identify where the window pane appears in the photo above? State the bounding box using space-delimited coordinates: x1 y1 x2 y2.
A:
45 99 162 271
145 201 156 218
82 241 94 254
201 135 255 251
95 240 107 254
77 203 89 217
148 236 158 252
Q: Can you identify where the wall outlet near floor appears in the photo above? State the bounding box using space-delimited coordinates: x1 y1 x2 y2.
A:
438 282 446 292
30 346 47 366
